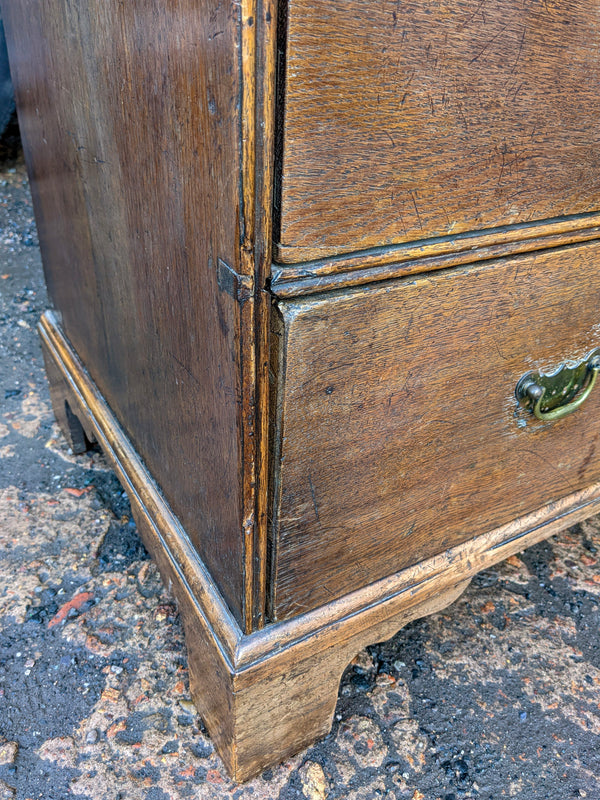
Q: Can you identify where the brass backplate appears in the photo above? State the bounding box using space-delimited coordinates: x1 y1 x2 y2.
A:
516 348 600 414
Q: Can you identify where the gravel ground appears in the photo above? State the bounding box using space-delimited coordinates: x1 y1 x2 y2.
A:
1 144 600 800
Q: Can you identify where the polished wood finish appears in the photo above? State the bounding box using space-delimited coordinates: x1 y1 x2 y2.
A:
270 241 600 618
40 310 600 780
7 0 600 782
275 0 600 261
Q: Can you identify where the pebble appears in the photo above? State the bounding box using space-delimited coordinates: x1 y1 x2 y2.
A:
300 761 327 800
178 699 197 716
351 650 374 674
0 780 15 799
0 742 18 766
85 729 99 745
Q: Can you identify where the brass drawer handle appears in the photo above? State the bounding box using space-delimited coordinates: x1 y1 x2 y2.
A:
516 350 600 422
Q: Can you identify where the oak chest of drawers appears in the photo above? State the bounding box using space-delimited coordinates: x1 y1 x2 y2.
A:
5 0 600 780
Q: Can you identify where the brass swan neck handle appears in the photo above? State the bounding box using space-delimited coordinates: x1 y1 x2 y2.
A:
516 350 600 422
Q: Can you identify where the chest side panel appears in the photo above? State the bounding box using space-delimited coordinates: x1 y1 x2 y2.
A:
3 0 247 622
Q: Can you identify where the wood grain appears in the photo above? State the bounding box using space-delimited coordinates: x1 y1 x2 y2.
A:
270 241 600 619
40 308 600 780
38 311 243 656
251 0 280 629
13 0 600 780
2 0 278 629
272 217 600 297
275 0 600 261
39 308 471 780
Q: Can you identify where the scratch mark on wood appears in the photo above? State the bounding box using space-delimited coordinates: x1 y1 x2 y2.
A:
578 440 597 479
308 473 320 522
469 26 507 64
458 0 487 31
510 28 526 74
409 190 424 231
404 311 414 343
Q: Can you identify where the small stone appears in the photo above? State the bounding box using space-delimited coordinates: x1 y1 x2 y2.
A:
85 729 99 745
351 650 374 674
0 780 15 799
106 720 127 739
101 687 120 703
300 761 328 800
0 742 17 766
506 555 522 568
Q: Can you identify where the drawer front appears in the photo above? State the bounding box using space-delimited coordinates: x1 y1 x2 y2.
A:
276 0 600 261
270 241 600 619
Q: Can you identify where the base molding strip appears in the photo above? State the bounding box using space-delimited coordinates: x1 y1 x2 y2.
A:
38 309 600 780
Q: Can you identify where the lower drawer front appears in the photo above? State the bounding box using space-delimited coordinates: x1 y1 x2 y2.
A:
270 241 600 620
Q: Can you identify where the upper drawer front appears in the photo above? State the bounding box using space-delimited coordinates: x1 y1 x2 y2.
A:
271 241 600 620
276 0 600 262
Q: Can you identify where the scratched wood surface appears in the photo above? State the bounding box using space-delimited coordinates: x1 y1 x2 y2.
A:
274 0 600 262
270 241 600 619
2 0 253 625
